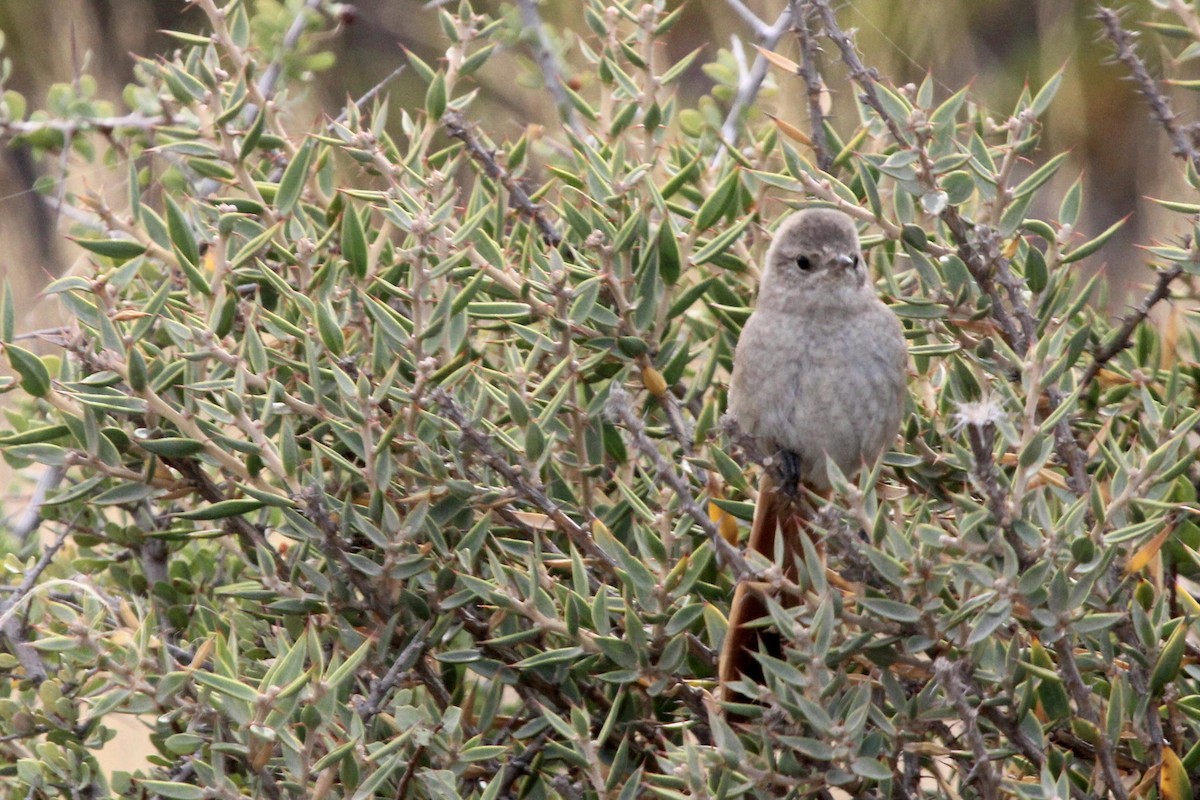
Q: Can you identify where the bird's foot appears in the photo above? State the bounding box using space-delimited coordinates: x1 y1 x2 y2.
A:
778 449 803 499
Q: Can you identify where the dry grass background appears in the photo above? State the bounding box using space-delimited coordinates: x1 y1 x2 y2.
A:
0 0 1193 779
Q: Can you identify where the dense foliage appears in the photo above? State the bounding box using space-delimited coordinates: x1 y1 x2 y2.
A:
1 1 1199 798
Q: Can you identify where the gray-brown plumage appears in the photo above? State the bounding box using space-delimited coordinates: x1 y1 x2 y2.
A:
719 207 907 705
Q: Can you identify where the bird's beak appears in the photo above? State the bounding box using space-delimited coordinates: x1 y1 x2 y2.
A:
832 254 856 270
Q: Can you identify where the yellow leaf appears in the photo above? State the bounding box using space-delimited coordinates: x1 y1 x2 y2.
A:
766 113 812 146
753 45 800 74
641 366 668 398
1161 746 1193 800
1176 578 1200 615
1003 236 1020 259
707 500 739 544
118 599 140 629
1127 521 1176 574
1130 763 1161 798
188 638 215 671
510 510 555 531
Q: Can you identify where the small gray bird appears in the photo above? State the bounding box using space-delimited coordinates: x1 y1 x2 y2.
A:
719 207 907 704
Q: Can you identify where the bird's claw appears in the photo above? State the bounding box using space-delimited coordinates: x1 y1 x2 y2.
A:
778 449 802 498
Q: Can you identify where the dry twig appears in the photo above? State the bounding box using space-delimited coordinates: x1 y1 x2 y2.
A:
792 0 831 171
606 385 752 579
443 111 564 249
717 3 794 155
1097 6 1200 173
515 0 582 136
1081 265 1183 388
933 659 1000 800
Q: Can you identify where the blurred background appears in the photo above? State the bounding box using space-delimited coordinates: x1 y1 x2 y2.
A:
0 0 1191 776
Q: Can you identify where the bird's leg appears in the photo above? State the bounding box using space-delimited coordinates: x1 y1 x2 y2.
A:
778 449 803 499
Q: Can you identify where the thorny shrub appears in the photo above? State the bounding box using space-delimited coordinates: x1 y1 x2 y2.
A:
0 1 1199 798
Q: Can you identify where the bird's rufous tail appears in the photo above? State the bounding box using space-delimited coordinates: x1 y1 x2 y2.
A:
717 472 808 705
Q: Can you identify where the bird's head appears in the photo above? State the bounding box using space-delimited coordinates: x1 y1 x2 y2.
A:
760 207 868 297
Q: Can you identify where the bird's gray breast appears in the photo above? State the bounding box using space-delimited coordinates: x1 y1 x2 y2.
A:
730 296 905 488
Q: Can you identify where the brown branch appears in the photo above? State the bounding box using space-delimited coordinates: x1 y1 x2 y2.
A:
605 385 752 579
793 1 831 171
298 485 390 615
497 733 550 800
254 0 323 115
1057 642 1129 800
809 0 906 146
163 455 289 581
933 658 1000 800
356 619 434 720
956 403 1035 570
0 113 163 140
977 705 1095 800
949 239 1035 389
432 389 617 575
1096 6 1200 172
811 0 1028 349
812 0 1043 350
333 65 408 126
1044 388 1090 496
1081 265 1183 388
0 726 50 743
963 417 1011 531
442 111 563 248
8 465 65 545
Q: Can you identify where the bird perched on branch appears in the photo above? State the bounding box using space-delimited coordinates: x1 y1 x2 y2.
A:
719 207 907 705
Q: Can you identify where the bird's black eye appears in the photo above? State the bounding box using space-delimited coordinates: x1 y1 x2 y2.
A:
796 255 813 271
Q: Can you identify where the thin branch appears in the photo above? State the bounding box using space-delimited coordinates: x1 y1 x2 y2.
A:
955 401 1034 570
1057 642 1129 800
1045 387 1090 497
333 64 408 126
605 385 752 579
299 484 389 615
1096 6 1200 172
933 658 1000 800
355 618 441 719
717 7 794 155
811 0 1031 347
1081 265 1183 388
162 455 289 582
432 389 617 575
497 733 550 800
0 522 74 684
515 0 583 136
962 416 1010 530
7 465 65 545
0 113 163 139
810 0 906 144
724 0 773 37
255 0 323 111
975 714 1095 800
793 0 831 171
443 111 564 248
0 726 50 743
812 0 1023 343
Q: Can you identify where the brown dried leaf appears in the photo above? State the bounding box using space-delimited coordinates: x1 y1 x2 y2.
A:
753 45 800 74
